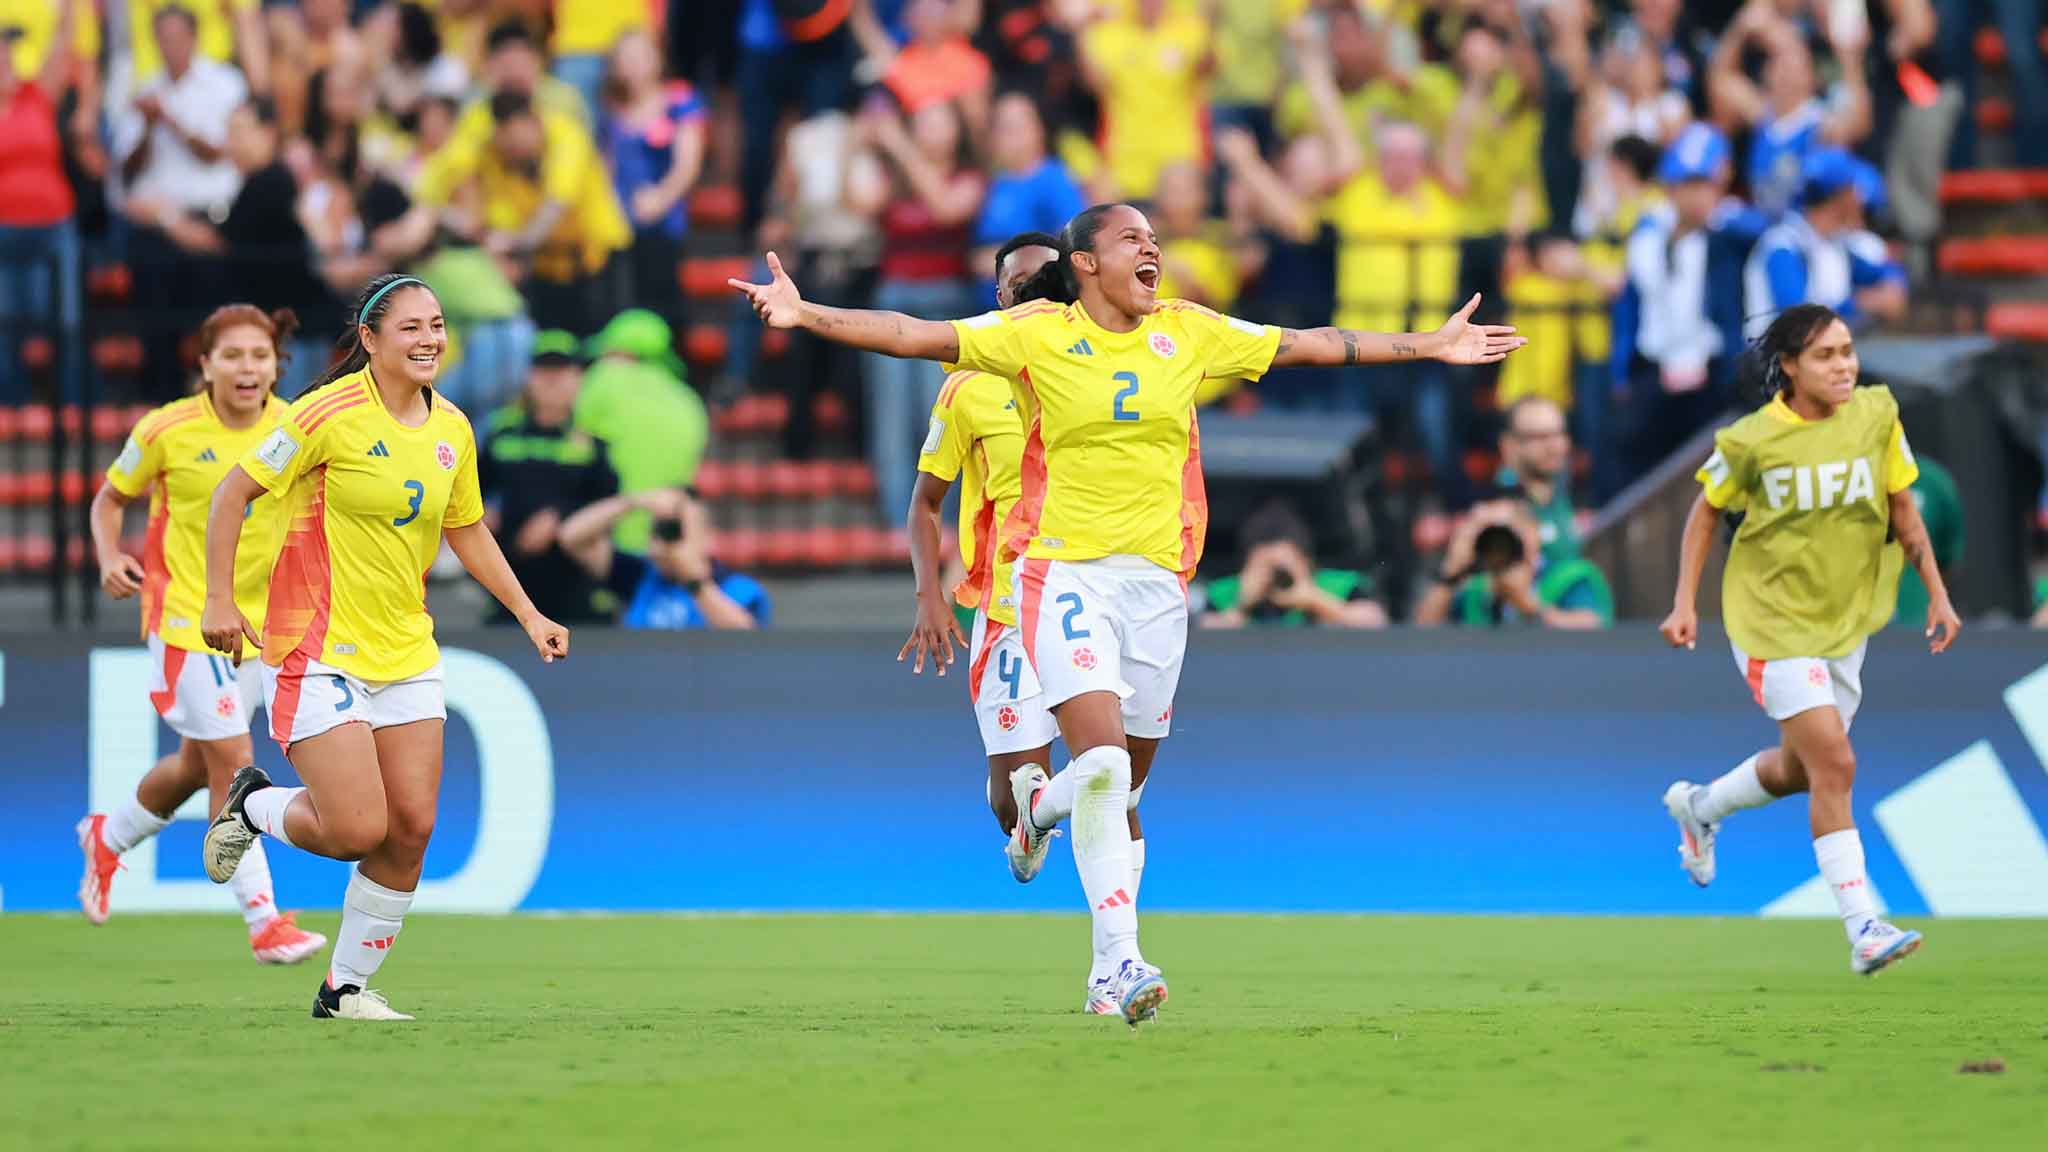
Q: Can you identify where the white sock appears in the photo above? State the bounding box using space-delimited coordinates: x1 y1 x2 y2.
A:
1693 753 1774 824
329 867 415 990
1093 837 1147 982
1030 762 1081 830
101 798 171 854
1069 746 1141 972
241 786 304 848
228 840 279 930
1814 828 1879 941
1129 837 1145 903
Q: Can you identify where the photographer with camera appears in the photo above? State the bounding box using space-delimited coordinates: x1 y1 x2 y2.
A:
1199 500 1387 630
557 486 768 630
1414 487 1612 629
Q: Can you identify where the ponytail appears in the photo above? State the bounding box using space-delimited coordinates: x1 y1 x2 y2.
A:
304 274 432 394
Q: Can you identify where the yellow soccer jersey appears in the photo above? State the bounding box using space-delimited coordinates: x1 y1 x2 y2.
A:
949 298 1282 577
105 393 290 654
241 370 485 682
918 369 1027 626
1698 386 1918 660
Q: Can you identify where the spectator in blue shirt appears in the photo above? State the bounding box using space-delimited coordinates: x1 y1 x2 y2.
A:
602 29 707 339
559 486 769 630
737 0 858 234
970 91 1085 306
1744 148 1907 340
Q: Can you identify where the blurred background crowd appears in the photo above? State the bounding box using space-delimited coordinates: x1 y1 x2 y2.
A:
1 0 2043 631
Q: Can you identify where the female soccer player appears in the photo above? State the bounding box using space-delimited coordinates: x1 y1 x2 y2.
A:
78 304 327 965
197 274 570 1021
1660 303 1958 976
740 203 1522 1024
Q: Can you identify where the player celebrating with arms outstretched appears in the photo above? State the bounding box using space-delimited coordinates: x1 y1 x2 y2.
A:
79 304 326 964
1661 303 1959 975
198 275 569 1020
739 203 1523 1023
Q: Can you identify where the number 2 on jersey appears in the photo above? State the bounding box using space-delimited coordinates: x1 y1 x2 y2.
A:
1112 371 1140 422
393 479 425 527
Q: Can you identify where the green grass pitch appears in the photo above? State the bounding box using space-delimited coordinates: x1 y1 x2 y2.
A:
3 914 2045 1150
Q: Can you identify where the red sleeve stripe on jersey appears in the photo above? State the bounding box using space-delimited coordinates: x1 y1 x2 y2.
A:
139 404 202 445
140 494 172 638
951 447 996 612
297 391 370 434
965 617 1003 705
937 370 976 407
1004 302 1063 321
265 473 334 749
1016 558 1051 669
290 385 366 430
1177 408 1208 577
999 369 1046 566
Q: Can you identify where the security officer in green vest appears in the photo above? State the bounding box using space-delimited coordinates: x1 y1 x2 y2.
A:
1893 454 1962 626
478 330 622 624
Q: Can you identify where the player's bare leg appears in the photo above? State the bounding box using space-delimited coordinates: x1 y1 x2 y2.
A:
1781 708 1919 974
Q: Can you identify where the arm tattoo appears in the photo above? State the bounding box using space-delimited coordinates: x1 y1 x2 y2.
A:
1275 331 1296 358
1391 341 1417 358
1341 332 1360 365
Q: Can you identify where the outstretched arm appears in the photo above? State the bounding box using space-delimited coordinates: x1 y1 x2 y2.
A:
731 251 961 361
1271 294 1526 368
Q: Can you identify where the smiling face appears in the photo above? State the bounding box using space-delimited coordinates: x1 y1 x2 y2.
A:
1782 318 1859 412
362 286 447 390
201 324 279 422
1072 204 1162 319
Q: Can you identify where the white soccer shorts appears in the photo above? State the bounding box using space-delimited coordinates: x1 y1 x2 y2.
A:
1731 639 1867 731
1016 555 1186 739
261 656 447 751
148 634 262 742
967 608 1059 755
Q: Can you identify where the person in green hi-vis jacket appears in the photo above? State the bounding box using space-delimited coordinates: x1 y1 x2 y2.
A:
1894 455 1962 626
571 310 708 554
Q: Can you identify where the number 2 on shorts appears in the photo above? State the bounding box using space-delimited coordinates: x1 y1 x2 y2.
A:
997 649 1023 699
1056 592 1090 640
394 479 425 527
1112 371 1139 421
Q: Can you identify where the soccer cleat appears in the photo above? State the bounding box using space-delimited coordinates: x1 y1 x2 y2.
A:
1007 765 1053 878
1850 921 1923 976
1083 976 1120 1016
1108 958 1168 1027
202 765 271 884
251 912 327 966
312 981 414 1021
1663 781 1716 887
76 815 124 924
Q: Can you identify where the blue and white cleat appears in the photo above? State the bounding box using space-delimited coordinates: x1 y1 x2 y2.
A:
1663 781 1716 887
1851 920 1922 976
1007 765 1054 882
1109 959 1167 1027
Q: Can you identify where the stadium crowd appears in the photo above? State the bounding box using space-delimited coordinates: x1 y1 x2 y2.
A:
0 0 2036 626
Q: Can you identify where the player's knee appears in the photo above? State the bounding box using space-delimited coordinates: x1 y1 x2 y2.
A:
1073 744 1132 792
328 813 387 861
1806 744 1857 794
383 803 436 858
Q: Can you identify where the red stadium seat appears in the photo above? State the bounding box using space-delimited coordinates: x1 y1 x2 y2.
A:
90 405 126 443
124 404 153 432
59 406 82 437
0 406 16 441
21 533 53 572
0 535 14 573
1987 301 2048 342
1938 236 2048 276
19 335 53 373
60 470 89 504
86 263 132 303
17 405 53 441
17 469 53 504
758 528 806 569
1463 449 1499 488
1224 389 1260 414
90 334 144 374
726 459 767 501
1978 99 2013 133
683 324 729 365
693 460 731 500
811 389 848 433
680 257 753 299
1976 25 2048 67
718 528 761 568
832 459 876 499
762 329 792 359
66 536 86 569
1939 169 2048 205
689 185 742 231
796 460 836 500
764 460 807 500
799 526 845 569
0 471 15 505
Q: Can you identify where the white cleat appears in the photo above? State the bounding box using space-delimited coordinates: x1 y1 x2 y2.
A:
1108 958 1167 1027
76 815 123 924
312 982 414 1021
1007 766 1053 881
1664 781 1716 887
1083 976 1119 1016
202 765 270 884
1851 921 1923 976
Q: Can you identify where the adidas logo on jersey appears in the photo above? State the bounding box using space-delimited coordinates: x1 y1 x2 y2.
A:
194 447 218 463
1760 458 1875 511
1067 340 1093 356
368 441 391 457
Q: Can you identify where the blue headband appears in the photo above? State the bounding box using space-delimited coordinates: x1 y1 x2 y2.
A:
359 277 426 326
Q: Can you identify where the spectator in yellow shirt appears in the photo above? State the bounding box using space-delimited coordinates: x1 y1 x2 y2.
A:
1273 5 1458 175
406 88 630 336
1209 0 1310 154
550 0 647 119
1077 0 1212 200
127 0 267 90
1152 160 1240 312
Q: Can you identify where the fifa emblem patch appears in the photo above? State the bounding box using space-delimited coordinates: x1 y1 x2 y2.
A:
1808 665 1829 688
257 427 299 472
997 705 1020 732
1071 647 1097 671
1149 332 1177 359
436 441 457 470
114 437 143 474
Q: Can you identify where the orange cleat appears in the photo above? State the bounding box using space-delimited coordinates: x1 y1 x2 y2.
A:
76 815 123 925
251 912 328 966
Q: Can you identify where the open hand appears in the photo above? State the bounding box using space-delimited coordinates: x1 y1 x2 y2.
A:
729 251 806 328
899 592 967 675
1432 294 1527 365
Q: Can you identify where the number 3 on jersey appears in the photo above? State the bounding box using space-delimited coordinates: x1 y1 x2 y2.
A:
393 479 424 527
1112 371 1140 421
